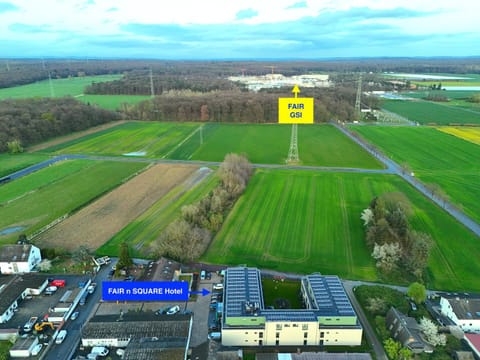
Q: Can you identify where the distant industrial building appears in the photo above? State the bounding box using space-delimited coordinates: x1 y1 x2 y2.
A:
440 296 480 333
0 244 42 274
228 74 330 92
81 312 192 360
221 267 362 347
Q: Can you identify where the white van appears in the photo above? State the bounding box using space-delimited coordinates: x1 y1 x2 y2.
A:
55 330 67 344
200 270 206 280
208 332 221 340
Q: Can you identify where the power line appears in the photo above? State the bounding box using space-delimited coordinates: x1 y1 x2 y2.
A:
355 73 362 119
150 68 155 98
286 124 299 163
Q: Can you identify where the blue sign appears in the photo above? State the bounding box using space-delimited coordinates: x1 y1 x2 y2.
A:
102 281 189 301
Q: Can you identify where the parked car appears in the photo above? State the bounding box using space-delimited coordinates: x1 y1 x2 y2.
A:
55 330 67 344
200 270 206 280
31 343 43 356
213 283 224 290
70 311 79 320
166 305 180 315
410 302 417 311
91 346 109 356
45 286 58 295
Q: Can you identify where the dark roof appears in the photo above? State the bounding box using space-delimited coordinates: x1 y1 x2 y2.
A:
0 274 48 314
224 268 358 324
444 297 480 320
0 244 33 262
82 312 191 340
124 347 185 360
386 307 428 352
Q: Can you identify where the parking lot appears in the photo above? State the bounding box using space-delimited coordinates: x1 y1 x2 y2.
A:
0 274 91 334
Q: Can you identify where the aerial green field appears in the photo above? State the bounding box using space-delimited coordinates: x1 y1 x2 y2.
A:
96 170 218 257
78 94 151 111
381 99 480 125
402 90 479 100
42 122 382 168
0 159 146 243
351 126 480 222
0 153 50 178
44 121 199 157
172 123 383 168
0 75 121 99
202 169 480 291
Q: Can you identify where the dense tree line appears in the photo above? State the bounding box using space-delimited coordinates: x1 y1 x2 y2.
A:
361 192 432 280
0 97 120 152
124 87 357 123
85 70 242 95
3 57 479 90
155 154 252 263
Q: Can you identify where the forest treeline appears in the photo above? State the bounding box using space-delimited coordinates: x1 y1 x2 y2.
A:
2 58 480 89
85 70 242 95
124 86 367 123
0 97 120 152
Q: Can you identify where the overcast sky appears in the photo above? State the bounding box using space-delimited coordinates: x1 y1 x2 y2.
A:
0 0 479 59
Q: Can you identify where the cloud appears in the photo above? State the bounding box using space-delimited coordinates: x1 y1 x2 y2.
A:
9 23 52 33
286 1 307 9
0 1 18 12
235 8 258 20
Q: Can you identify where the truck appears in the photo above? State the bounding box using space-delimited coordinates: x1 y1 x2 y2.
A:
87 283 97 294
23 317 38 332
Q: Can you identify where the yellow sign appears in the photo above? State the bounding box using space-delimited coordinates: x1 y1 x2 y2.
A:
278 97 314 124
278 85 314 124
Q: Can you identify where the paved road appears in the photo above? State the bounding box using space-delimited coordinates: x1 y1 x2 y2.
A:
43 260 114 360
334 123 480 238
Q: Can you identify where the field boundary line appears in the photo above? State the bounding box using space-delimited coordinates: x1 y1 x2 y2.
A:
338 177 354 277
162 124 204 159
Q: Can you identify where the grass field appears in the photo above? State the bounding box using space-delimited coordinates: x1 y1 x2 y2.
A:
42 122 383 168
0 153 50 178
44 121 200 157
96 169 218 257
77 94 151 110
351 126 480 222
0 159 146 243
202 169 480 291
171 123 383 168
0 75 121 99
437 126 480 145
262 278 302 309
382 99 480 125
403 90 479 100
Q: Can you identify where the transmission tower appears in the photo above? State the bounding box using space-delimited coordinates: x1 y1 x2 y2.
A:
48 72 55 97
286 124 299 163
355 73 362 119
149 68 155 98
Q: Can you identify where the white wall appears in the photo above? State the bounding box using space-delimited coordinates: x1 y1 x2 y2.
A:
440 297 480 333
222 321 362 347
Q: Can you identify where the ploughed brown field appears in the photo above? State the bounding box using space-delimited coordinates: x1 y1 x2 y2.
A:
35 163 197 251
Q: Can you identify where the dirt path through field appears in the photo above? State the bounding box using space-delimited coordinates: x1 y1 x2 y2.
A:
27 120 127 153
34 163 197 252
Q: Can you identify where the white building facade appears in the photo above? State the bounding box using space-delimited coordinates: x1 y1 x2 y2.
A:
0 245 42 274
440 296 480 333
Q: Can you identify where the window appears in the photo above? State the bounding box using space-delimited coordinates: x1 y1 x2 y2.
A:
259 332 263 339
259 340 263 346
284 324 290 327
276 324 282 330
304 332 308 338
276 340 279 346
276 332 280 338
302 324 308 330
303 340 307 346
320 332 324 338
293 324 298 327
245 332 249 334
